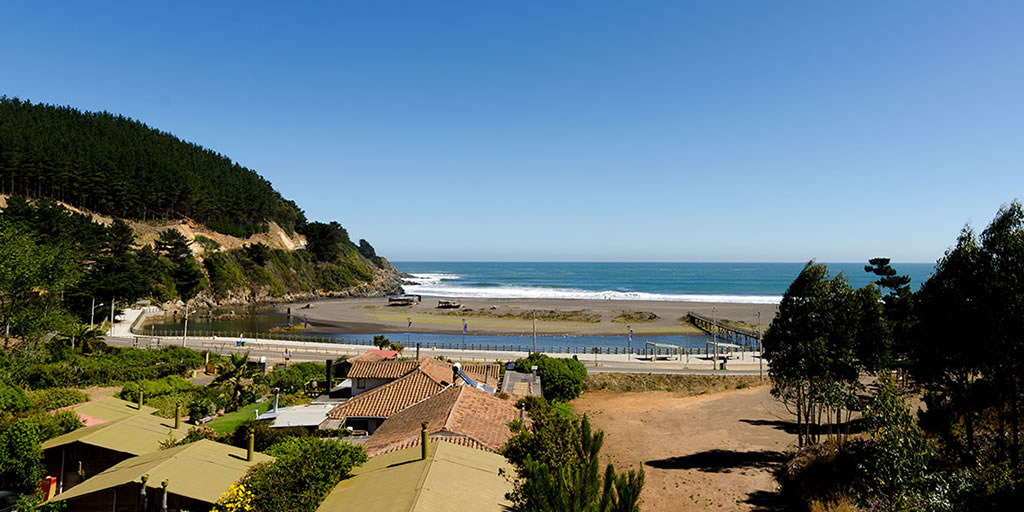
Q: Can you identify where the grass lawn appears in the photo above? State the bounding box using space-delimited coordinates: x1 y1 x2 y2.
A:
206 401 273 434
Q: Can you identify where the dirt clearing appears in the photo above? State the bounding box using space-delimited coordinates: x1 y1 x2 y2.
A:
572 384 794 511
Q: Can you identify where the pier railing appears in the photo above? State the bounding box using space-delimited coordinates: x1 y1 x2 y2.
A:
686 312 761 341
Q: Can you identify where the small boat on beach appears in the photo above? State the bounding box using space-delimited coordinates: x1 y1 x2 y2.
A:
437 300 461 309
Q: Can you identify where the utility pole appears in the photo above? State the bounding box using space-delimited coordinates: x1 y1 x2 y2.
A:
757 311 763 381
712 307 718 370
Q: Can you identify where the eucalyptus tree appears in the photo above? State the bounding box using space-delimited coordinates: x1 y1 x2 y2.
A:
762 262 864 446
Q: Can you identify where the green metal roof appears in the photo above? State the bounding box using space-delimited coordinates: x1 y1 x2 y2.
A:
69 397 158 422
317 441 513 512
52 440 273 504
41 411 188 455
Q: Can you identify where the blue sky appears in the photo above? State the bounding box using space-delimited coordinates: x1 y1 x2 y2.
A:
3 1 1022 262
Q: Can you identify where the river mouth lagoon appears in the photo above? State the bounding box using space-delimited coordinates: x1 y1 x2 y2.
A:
144 261 932 352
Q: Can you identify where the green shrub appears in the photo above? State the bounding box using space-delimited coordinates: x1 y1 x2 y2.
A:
26 388 90 411
146 392 195 418
119 375 196 402
234 437 367 512
232 420 310 452
0 383 32 413
176 425 232 446
195 235 221 252
514 353 587 402
0 419 44 494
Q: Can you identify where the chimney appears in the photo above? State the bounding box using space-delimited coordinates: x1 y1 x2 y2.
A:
416 342 421 360
140 475 149 510
247 429 255 462
325 359 334 393
138 387 144 410
272 388 280 413
421 422 429 460
161 480 169 512
484 365 490 384
174 405 180 429
452 362 461 385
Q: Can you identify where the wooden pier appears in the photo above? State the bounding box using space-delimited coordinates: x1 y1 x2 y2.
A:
686 312 761 342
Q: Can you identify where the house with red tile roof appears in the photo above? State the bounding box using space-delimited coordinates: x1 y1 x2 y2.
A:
363 385 519 456
325 357 502 434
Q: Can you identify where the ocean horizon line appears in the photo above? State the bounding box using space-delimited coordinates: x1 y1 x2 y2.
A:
392 260 936 265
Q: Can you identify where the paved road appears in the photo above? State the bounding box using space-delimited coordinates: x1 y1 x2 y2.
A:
103 334 767 376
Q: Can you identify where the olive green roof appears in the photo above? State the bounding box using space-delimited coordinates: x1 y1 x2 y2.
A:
68 397 157 422
53 440 273 505
41 411 188 455
316 441 513 512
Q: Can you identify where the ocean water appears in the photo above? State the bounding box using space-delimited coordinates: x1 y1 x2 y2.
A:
395 262 936 305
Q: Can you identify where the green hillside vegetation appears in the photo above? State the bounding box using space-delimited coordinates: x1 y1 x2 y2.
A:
0 196 383 342
0 97 305 237
203 242 375 299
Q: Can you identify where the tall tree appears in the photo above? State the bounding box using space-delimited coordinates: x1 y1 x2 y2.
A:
0 227 79 346
762 262 864 446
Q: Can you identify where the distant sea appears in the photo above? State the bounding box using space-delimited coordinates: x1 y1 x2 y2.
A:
395 262 936 305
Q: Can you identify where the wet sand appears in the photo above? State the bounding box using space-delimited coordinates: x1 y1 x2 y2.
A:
275 296 777 336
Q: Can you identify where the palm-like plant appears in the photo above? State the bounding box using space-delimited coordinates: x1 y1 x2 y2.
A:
61 322 104 353
213 351 259 411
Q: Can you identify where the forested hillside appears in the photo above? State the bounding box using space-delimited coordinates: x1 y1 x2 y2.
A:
0 97 305 237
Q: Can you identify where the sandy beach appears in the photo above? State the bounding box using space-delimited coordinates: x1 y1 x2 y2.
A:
274 296 778 337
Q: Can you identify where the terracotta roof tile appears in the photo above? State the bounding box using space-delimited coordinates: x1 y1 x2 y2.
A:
461 363 503 387
364 386 518 456
327 370 446 420
346 359 419 379
347 350 397 363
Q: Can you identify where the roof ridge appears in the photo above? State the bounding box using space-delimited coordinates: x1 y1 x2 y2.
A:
329 367 435 418
442 385 466 431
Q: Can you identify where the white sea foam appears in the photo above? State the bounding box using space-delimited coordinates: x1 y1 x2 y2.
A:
404 273 462 286
402 282 781 305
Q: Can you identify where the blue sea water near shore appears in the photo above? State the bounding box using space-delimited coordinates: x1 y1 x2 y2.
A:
395 262 936 305
149 261 936 353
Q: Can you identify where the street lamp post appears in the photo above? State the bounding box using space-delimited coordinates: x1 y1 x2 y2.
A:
109 297 115 336
627 325 632 360
90 299 105 330
532 311 537 353
182 303 190 346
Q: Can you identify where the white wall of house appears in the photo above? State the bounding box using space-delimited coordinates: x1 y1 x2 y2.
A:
351 378 392 396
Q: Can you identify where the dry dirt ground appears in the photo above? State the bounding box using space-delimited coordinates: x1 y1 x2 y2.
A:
572 384 795 512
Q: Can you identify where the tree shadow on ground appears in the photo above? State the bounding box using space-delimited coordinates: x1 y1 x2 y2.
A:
743 490 785 511
645 449 787 473
647 449 789 510
739 418 867 436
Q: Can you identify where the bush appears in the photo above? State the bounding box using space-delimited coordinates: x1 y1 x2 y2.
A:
119 375 196 402
176 426 232 446
0 383 32 413
263 362 325 395
26 388 90 411
227 437 366 512
18 343 211 389
514 353 587 402
232 420 311 452
0 419 44 495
